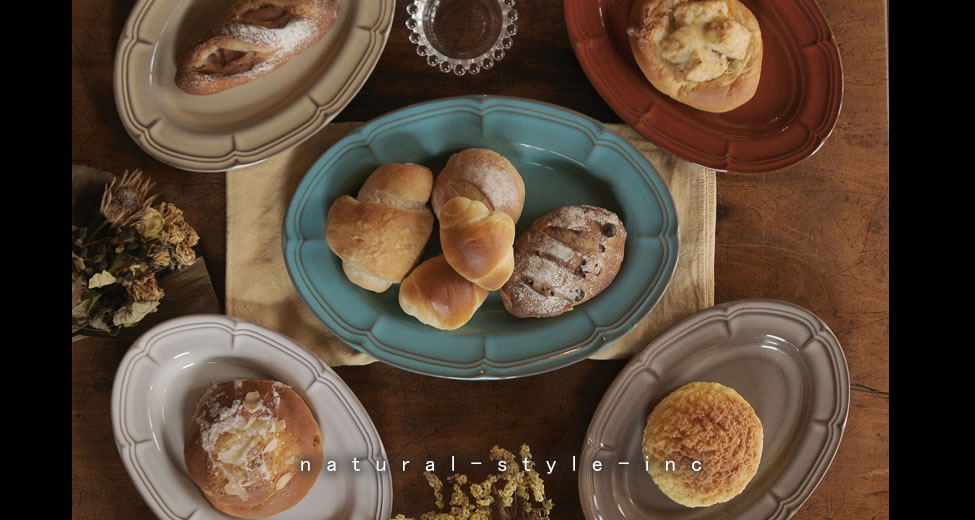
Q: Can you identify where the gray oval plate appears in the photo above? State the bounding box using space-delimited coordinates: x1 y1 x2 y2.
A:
111 315 392 519
580 299 849 519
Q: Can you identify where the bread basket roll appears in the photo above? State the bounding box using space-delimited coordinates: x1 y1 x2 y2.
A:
439 196 516 292
399 255 490 330
325 163 435 292
431 148 526 223
184 379 323 518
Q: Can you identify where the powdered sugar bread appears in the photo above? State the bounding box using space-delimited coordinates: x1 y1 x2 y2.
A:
500 205 626 318
184 379 323 518
175 0 340 95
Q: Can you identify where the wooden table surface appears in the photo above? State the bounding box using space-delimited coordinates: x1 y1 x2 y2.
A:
72 0 889 518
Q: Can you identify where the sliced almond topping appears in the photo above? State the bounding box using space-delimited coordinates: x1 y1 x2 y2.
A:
262 438 278 454
224 481 250 500
244 391 261 411
276 472 293 490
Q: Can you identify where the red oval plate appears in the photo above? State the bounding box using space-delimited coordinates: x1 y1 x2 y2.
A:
565 0 843 174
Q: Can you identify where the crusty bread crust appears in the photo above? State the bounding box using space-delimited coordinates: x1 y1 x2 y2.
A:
175 0 340 95
627 0 762 113
432 149 526 224
184 379 323 518
500 205 626 318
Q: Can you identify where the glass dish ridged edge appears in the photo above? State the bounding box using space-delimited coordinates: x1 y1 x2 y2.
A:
406 0 519 75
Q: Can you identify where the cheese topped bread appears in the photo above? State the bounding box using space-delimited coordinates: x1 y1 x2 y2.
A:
627 0 763 112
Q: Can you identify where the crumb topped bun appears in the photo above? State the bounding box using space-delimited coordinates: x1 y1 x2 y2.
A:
184 379 323 518
642 382 763 507
627 0 763 112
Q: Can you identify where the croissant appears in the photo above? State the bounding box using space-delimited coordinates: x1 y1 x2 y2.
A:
325 164 435 293
175 0 340 95
439 196 515 291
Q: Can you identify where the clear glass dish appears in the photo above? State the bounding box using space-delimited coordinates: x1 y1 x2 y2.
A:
407 0 518 75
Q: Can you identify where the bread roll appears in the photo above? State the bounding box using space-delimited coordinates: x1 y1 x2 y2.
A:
627 0 763 112
431 148 526 223
176 0 340 95
642 382 763 507
326 163 435 292
439 197 516 291
399 255 490 330
500 205 625 318
184 379 323 518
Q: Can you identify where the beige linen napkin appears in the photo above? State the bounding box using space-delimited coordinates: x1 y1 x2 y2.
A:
226 123 714 366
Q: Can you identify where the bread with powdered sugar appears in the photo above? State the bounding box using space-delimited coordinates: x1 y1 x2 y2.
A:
500 205 626 318
175 0 340 95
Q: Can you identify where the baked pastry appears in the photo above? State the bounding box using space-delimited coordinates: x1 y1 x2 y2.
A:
184 379 324 518
627 0 763 112
500 205 625 318
431 148 526 224
399 255 490 330
175 0 340 95
326 163 435 292
439 196 516 291
642 382 763 507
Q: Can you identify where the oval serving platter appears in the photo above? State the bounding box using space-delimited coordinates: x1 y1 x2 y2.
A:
283 96 680 380
111 315 392 520
565 0 844 174
114 0 394 172
579 299 850 519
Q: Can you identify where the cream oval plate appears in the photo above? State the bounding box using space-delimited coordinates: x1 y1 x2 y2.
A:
580 300 849 519
111 315 392 519
114 0 393 172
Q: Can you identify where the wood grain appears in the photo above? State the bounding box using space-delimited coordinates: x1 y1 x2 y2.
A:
71 0 888 518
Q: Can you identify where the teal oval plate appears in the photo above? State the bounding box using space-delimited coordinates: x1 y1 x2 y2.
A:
283 96 679 379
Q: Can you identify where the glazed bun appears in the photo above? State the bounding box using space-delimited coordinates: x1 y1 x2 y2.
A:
431 148 526 224
642 382 763 507
184 379 323 518
439 197 516 291
627 0 763 112
399 255 490 330
326 163 435 292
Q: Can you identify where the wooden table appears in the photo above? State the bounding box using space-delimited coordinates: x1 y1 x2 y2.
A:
72 0 888 518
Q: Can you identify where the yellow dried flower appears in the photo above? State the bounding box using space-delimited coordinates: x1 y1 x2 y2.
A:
394 446 552 520
136 207 164 238
153 249 171 269
127 273 165 302
172 242 196 267
158 202 200 247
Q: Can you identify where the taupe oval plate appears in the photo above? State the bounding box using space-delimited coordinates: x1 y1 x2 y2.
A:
580 300 849 519
114 0 394 172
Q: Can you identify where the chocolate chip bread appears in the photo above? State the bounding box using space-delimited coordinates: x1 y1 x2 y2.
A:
500 205 626 318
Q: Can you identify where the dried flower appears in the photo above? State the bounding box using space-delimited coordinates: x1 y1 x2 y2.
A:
100 170 158 226
73 169 199 335
393 445 553 520
136 207 164 239
172 241 197 267
127 273 165 302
